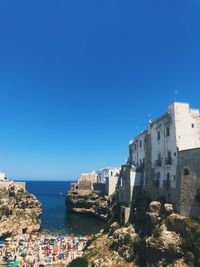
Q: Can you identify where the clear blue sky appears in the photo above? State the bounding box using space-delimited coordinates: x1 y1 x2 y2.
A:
0 0 200 180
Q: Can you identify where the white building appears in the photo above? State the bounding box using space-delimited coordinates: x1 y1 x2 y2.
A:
129 102 200 190
0 172 6 181
97 167 120 183
96 167 120 196
120 102 200 223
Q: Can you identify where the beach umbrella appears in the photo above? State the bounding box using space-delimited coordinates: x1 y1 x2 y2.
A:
45 256 51 263
9 244 17 249
58 253 64 259
5 238 12 242
53 247 58 253
16 257 23 262
0 240 4 244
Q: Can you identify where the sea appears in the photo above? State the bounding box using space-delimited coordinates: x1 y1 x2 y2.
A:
26 181 105 236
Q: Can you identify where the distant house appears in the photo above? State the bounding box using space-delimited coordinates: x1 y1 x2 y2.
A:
96 167 120 196
0 172 6 181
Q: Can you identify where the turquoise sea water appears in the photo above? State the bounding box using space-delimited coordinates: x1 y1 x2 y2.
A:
26 181 105 235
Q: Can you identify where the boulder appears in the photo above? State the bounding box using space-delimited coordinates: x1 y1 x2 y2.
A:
149 201 161 215
164 203 174 215
146 227 183 265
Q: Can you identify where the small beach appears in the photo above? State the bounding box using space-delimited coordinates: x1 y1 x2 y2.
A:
0 232 92 266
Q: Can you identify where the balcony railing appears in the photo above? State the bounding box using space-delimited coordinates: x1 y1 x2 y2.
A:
163 178 171 188
165 158 172 165
155 159 162 167
154 179 160 188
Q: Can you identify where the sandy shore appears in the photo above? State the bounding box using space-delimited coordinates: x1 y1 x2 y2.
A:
0 232 92 266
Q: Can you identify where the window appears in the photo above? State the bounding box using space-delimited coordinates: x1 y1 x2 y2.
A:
166 151 172 165
166 173 170 180
192 123 195 128
183 168 190 175
166 127 170 136
111 171 113 176
167 151 171 158
134 144 137 151
140 140 142 148
157 131 160 140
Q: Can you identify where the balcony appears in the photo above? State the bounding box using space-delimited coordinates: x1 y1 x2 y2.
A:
163 178 171 188
165 158 172 165
137 163 145 172
155 159 162 167
154 179 160 188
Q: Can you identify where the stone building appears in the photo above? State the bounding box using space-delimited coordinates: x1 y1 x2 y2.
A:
119 102 200 223
78 172 97 184
96 167 120 184
96 167 120 196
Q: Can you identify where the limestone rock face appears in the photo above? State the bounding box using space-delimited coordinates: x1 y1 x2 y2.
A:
0 185 42 238
146 226 183 265
112 225 139 262
149 201 161 214
66 191 111 221
166 213 186 236
164 203 174 215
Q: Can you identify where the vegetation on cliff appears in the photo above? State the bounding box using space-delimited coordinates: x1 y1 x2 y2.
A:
83 197 200 267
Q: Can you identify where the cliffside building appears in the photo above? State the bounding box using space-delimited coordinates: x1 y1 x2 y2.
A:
96 167 120 196
119 102 200 223
78 172 97 191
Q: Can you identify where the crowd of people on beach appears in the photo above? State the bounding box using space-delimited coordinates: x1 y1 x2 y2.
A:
0 232 92 266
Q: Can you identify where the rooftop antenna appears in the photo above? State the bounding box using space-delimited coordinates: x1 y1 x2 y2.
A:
174 90 178 102
147 114 152 124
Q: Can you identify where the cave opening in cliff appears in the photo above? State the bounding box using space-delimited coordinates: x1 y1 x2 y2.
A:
22 228 27 234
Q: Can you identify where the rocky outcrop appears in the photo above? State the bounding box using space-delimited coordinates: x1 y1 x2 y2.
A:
146 225 183 265
84 200 200 267
0 184 42 238
111 225 139 262
66 191 111 221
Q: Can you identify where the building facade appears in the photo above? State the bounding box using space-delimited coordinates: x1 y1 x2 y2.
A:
97 168 120 183
119 102 200 222
0 172 6 181
78 172 97 184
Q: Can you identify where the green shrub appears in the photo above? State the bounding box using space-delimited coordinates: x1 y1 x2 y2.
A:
124 233 132 245
184 252 194 265
196 186 200 203
152 227 162 238
68 257 88 267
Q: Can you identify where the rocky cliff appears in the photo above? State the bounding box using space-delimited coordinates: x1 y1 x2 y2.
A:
0 184 42 238
83 200 200 267
66 190 112 221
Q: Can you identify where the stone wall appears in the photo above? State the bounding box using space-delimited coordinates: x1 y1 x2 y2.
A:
93 182 106 196
176 148 200 217
0 181 26 190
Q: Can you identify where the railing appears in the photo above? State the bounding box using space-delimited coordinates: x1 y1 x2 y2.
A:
155 159 162 167
154 179 160 188
165 158 172 165
163 178 171 188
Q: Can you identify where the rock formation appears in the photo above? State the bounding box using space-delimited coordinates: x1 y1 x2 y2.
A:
66 190 112 221
84 200 200 267
0 184 42 238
